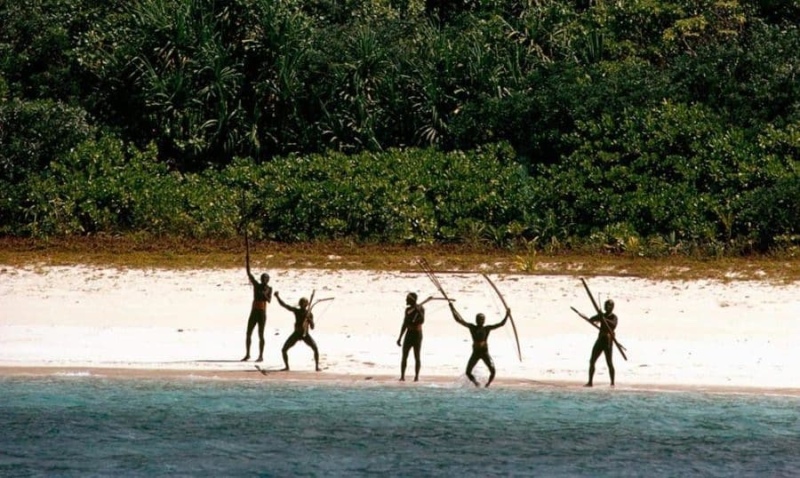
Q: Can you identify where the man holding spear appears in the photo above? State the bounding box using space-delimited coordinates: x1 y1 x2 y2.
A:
571 278 626 387
240 229 272 363
575 277 624 387
584 298 619 387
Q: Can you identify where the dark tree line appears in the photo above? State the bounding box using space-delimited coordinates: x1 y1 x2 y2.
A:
1 0 798 253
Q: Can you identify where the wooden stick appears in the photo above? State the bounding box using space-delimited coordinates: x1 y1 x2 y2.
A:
302 289 316 337
417 258 451 302
581 278 602 315
580 277 622 348
305 297 334 327
481 273 523 362
245 227 250 259
570 306 628 361
419 296 453 306
242 190 252 269
243 205 253 279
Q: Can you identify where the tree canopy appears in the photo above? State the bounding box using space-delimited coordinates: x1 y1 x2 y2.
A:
1 0 798 254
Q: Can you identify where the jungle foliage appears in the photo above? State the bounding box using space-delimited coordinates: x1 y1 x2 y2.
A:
1 0 798 256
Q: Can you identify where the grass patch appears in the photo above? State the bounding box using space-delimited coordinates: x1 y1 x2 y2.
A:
0 236 798 283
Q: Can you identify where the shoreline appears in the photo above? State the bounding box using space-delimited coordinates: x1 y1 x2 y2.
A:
3 265 799 397
3 366 799 397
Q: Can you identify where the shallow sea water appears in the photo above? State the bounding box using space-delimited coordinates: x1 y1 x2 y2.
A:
1 375 798 477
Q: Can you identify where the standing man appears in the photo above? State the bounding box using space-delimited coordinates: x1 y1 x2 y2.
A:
449 302 510 388
275 292 321 372
396 292 425 382
585 299 618 387
241 245 272 363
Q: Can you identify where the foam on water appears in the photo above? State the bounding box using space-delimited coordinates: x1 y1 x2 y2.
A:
52 371 94 377
1 376 798 477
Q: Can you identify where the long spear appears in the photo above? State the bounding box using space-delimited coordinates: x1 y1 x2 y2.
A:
244 225 251 264
577 278 628 361
581 278 617 337
241 190 251 263
481 273 522 362
570 307 628 360
581 278 603 316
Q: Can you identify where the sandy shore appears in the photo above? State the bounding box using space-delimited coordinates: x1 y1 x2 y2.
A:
2 264 799 394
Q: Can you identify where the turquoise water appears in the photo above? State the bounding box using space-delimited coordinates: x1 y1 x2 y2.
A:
1 376 798 477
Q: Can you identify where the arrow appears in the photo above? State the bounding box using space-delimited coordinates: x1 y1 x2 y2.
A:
417 258 452 302
419 296 453 306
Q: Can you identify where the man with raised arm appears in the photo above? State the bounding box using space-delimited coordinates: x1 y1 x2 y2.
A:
397 292 425 382
275 292 320 372
241 246 272 363
585 299 618 387
449 302 510 388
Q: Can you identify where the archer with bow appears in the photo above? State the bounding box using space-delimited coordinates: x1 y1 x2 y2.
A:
449 302 510 388
275 291 321 372
417 258 515 388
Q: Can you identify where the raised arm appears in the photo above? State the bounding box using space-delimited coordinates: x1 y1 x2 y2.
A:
274 291 294 312
487 308 511 330
449 303 469 328
245 234 257 286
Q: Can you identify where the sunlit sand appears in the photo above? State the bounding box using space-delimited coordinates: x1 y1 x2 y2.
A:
2 265 798 395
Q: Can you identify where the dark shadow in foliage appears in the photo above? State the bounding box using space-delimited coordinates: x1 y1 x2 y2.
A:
747 0 800 25
425 0 479 24
740 175 800 252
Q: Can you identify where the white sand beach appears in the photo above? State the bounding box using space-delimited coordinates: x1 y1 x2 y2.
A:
2 264 799 394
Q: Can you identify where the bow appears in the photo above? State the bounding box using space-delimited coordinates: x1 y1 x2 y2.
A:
482 273 522 362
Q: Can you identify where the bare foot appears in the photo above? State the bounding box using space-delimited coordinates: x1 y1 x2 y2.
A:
240 356 250 362
584 383 593 387
280 367 289 372
399 377 405 382
315 366 321 372
414 377 419 382
255 357 263 363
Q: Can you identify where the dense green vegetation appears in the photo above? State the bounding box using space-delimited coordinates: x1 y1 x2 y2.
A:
1 0 798 256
